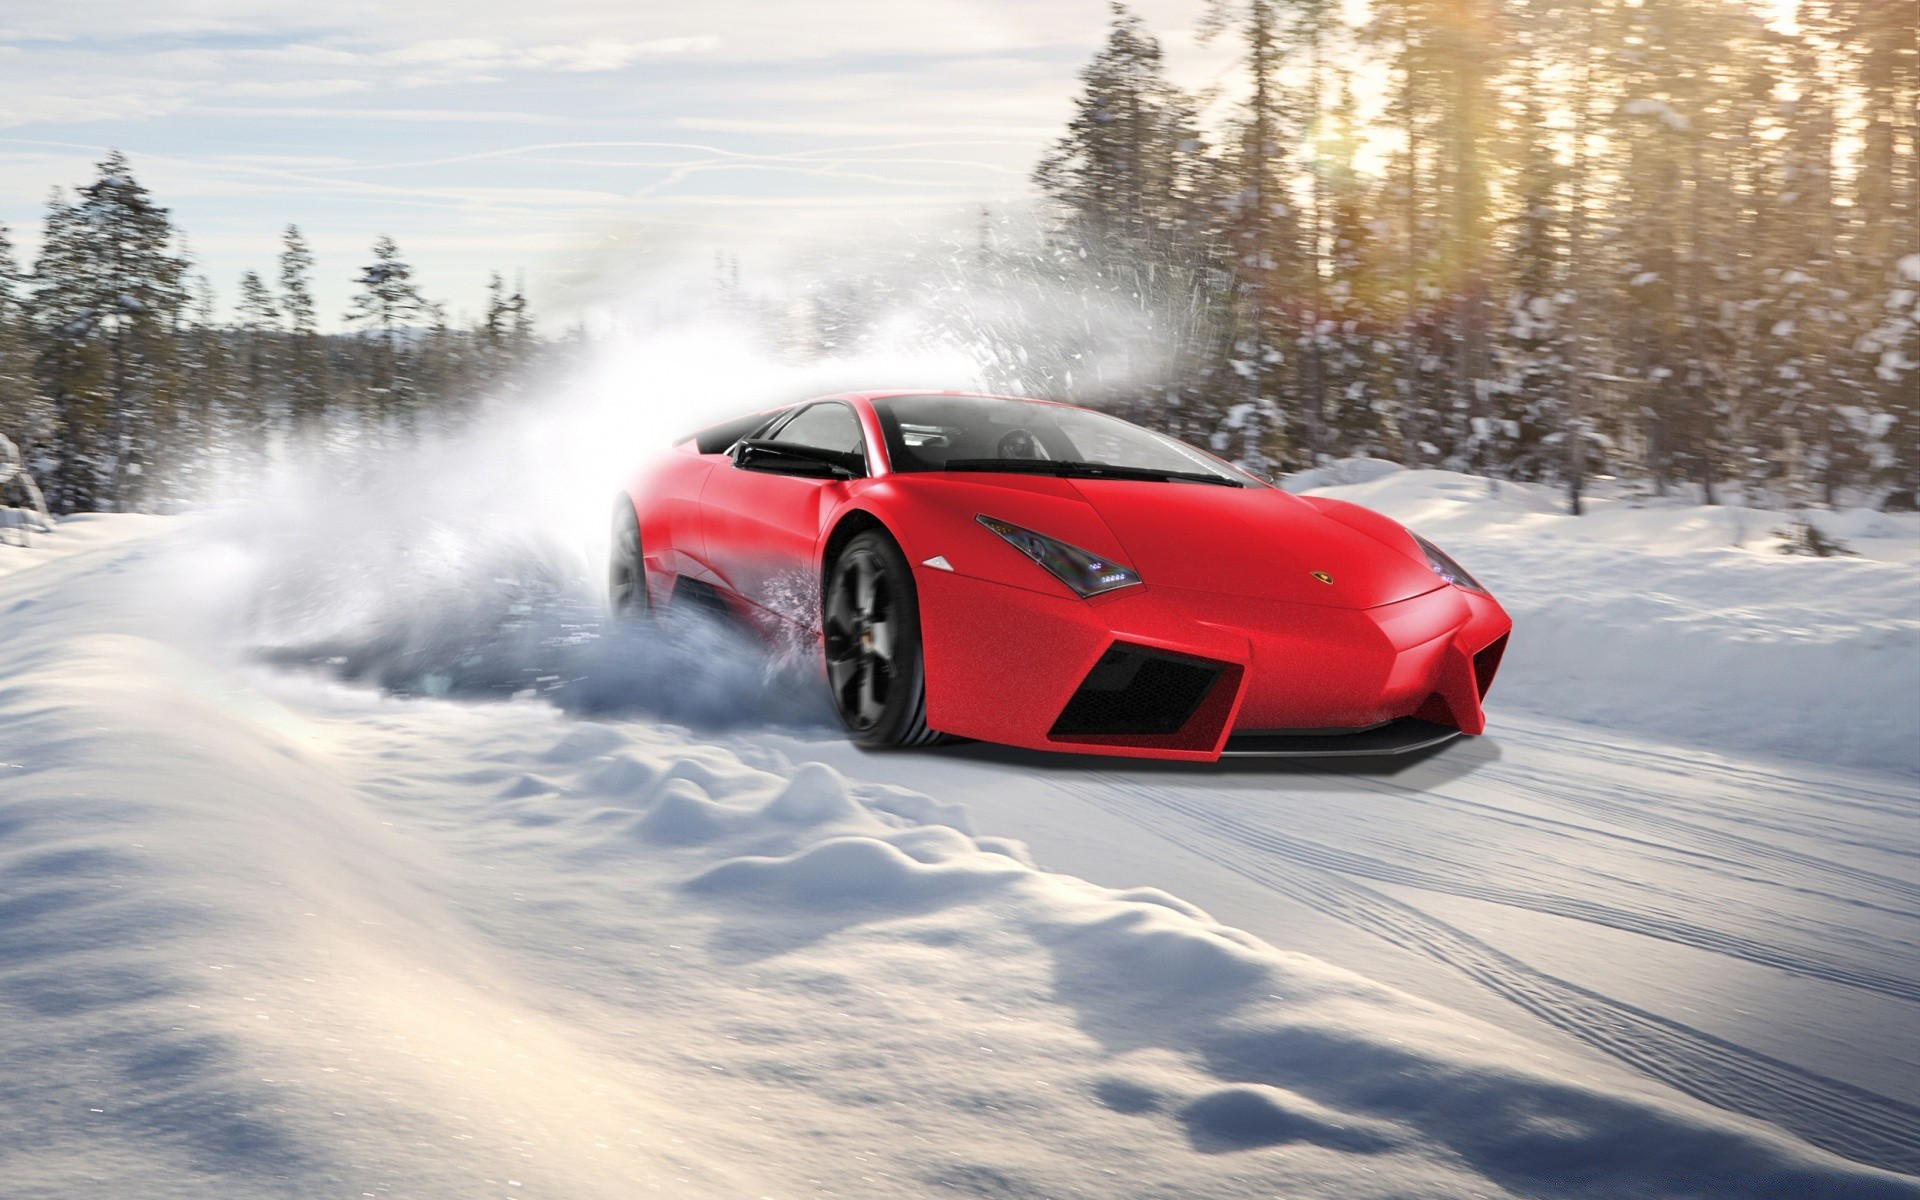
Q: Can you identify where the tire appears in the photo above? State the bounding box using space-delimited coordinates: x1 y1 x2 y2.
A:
822 530 943 747
609 499 649 619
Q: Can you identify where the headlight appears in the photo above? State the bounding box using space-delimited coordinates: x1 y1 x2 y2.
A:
1413 533 1486 593
976 515 1142 599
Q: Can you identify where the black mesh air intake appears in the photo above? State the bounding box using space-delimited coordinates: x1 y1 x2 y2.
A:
1473 634 1509 699
1050 643 1225 738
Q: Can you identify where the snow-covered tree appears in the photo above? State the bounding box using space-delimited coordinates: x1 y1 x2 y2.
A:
1490 89 1565 482
344 235 432 432
1314 79 1392 459
29 154 189 511
235 269 280 387
0 223 39 457
277 225 328 437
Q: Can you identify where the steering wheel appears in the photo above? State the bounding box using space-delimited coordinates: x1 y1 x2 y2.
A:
997 428 1045 460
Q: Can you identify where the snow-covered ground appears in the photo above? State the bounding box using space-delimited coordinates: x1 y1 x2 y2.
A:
2 468 1917 1198
1284 461 1920 774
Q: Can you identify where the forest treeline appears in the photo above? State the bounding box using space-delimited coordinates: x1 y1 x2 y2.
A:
3 0 1916 518
798 0 1917 512
1029 0 1918 511
0 152 540 514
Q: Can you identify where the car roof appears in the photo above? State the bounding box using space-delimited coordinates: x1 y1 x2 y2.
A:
812 390 1093 412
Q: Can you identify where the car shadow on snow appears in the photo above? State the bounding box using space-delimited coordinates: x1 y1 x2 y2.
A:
874 727 1503 783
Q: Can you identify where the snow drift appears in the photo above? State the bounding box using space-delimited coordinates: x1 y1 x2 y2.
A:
2 514 1916 1197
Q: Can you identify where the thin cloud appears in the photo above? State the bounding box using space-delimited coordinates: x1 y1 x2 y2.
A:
376 34 717 78
272 140 1025 180
182 105 568 124
0 0 1156 324
675 116 1060 138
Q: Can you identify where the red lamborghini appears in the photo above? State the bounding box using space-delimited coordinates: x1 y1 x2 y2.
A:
613 392 1511 761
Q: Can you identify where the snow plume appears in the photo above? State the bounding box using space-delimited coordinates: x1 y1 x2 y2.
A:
174 221 1192 730
186 278 985 730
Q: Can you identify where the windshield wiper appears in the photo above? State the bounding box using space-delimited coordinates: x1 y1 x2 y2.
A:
938 458 1244 487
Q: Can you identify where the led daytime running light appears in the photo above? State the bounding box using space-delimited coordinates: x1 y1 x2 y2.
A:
1413 533 1486 593
976 515 1142 599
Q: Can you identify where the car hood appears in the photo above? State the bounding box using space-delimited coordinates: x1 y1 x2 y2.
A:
1065 478 1441 609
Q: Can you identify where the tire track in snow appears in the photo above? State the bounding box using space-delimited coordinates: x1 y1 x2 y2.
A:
1491 723 1920 848
1090 776 1920 1176
1364 774 1920 922
1141 778 1920 1005
1184 783 1920 1003
1484 777 1920 886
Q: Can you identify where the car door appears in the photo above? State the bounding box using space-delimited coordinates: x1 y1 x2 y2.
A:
698 400 867 626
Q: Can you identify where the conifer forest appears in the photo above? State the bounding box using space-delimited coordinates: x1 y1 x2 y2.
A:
0 0 1915 518
0 152 539 516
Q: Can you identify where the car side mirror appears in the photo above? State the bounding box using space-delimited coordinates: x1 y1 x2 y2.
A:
732 439 864 480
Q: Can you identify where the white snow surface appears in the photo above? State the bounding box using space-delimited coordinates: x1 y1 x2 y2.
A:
1289 463 1920 775
2 466 1918 1198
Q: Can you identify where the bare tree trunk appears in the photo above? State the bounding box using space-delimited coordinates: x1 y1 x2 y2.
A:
1244 0 1279 472
1563 2 1594 516
1399 75 1422 466
1303 10 1326 468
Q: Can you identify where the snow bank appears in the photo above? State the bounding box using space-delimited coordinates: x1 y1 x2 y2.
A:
1289 465 1920 775
0 511 168 579
2 519 1914 1196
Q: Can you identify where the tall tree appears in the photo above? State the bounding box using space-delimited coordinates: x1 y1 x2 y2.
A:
344 235 430 431
233 269 281 460
1492 84 1565 482
0 223 36 451
279 224 328 436
1033 4 1225 417
1316 78 1392 458
1203 0 1296 473
30 155 188 511
1036 5 1210 260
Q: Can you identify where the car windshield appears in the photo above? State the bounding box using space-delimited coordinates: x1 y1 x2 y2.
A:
871 394 1256 486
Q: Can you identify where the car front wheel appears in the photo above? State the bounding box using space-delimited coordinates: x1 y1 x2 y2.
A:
609 499 648 619
823 530 942 747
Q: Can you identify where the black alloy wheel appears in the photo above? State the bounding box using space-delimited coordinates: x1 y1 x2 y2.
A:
609 499 648 619
822 530 940 747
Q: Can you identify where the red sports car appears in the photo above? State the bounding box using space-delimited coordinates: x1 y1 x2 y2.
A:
613 391 1511 761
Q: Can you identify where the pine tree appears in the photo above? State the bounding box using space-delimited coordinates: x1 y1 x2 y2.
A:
1202 0 1296 474
478 270 532 395
0 223 38 455
1367 0 1452 468
29 155 188 511
279 225 328 437
1491 85 1564 482
1035 5 1211 261
1744 40 1841 506
1429 0 1506 473
1316 78 1392 458
173 275 239 499
81 153 189 508
231 269 282 462
1865 252 1920 503
344 235 430 432
1032 4 1227 423
509 269 535 353
28 190 109 511
1805 0 1919 503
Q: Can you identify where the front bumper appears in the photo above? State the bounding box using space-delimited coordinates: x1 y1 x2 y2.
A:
915 569 1511 762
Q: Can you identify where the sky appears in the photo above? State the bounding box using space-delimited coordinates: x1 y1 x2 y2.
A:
0 0 1232 330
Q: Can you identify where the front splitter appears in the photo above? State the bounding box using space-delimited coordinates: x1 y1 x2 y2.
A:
1219 717 1463 758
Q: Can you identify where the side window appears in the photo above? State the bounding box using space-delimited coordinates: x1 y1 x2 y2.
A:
689 408 787 455
770 403 865 458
